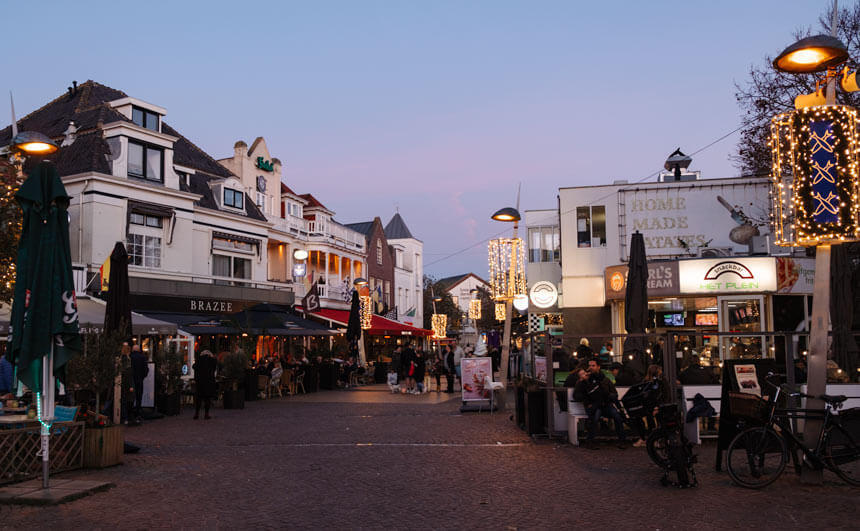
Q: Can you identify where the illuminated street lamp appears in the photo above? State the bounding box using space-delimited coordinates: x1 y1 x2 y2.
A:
773 34 848 74
489 206 523 382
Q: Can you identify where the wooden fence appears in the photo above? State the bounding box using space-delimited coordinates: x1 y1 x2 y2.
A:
0 422 84 485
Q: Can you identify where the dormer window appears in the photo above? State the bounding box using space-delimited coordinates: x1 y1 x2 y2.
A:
132 106 160 131
224 188 244 209
128 140 163 182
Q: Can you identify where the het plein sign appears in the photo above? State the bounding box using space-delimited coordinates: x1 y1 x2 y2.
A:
255 157 274 172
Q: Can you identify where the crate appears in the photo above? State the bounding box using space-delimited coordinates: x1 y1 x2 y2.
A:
728 392 769 422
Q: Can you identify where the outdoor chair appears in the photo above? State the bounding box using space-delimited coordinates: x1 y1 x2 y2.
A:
269 368 284 398
295 372 306 394
52 405 80 435
483 375 505 413
283 369 295 395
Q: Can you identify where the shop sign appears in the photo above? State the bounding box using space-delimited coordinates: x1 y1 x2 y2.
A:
255 156 274 172
293 263 306 277
129 294 255 314
678 257 776 294
604 261 679 300
776 257 815 294
190 299 234 312
620 182 770 259
529 281 558 309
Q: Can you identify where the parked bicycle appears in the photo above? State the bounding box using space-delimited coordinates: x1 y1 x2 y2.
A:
726 375 860 488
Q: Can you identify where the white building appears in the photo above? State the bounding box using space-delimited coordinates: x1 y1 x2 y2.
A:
385 213 424 327
524 209 561 332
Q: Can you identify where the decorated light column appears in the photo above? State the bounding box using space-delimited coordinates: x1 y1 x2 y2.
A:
770 25 860 483
489 207 526 381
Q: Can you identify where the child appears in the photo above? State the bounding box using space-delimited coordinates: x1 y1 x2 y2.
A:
387 368 400 394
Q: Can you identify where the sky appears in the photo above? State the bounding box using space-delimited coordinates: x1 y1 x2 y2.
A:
5 0 831 278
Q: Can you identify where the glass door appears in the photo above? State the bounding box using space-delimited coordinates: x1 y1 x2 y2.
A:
718 296 767 360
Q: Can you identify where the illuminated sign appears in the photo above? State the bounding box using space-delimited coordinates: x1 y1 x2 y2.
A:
679 257 775 294
255 156 274 172
529 281 558 309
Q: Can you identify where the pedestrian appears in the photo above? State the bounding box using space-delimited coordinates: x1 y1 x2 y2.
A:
444 345 456 393
130 345 149 423
402 342 416 393
391 346 402 383
0 352 13 396
193 350 218 420
432 351 444 392
574 338 593 362
413 350 426 394
453 343 463 386
598 342 613 369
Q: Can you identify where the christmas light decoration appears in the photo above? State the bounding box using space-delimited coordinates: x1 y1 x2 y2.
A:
431 314 447 338
0 162 22 302
468 299 481 320
771 105 860 246
495 303 506 321
359 295 372 330
487 237 526 300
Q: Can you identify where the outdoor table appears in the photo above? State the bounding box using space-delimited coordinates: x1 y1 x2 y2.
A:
0 415 38 429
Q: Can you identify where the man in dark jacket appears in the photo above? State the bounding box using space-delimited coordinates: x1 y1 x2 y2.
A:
444 345 456 393
574 359 628 449
130 345 149 423
678 355 717 385
193 350 218 420
402 343 416 393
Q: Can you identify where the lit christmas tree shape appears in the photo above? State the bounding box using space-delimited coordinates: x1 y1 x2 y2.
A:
770 105 860 246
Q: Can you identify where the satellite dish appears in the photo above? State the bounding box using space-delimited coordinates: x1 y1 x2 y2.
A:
729 224 760 245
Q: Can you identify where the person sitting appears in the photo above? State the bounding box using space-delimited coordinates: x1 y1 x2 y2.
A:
387 368 400 393
678 355 717 385
614 362 641 386
574 359 628 449
574 338 593 362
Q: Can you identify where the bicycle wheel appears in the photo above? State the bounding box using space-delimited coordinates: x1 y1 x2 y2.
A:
726 427 787 488
824 423 860 487
646 428 671 469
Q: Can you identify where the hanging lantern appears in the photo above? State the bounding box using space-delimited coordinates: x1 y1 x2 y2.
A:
468 299 481 320
431 314 447 338
771 105 860 246
495 303 506 321
488 237 526 300
359 295 372 330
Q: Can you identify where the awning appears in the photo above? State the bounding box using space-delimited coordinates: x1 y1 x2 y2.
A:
0 296 177 336
137 312 234 335
308 308 433 337
142 303 338 337
127 200 174 218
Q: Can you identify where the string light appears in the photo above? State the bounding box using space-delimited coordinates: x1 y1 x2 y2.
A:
360 295 372 330
431 314 447 338
495 303 506 321
487 237 526 300
468 299 481 320
771 105 860 246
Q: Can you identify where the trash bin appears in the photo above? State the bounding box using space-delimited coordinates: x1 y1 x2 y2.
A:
523 388 546 436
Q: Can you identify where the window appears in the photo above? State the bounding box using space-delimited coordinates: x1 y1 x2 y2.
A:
131 106 159 131
213 255 251 280
576 206 606 248
127 234 161 268
128 141 163 182
286 203 302 217
130 213 163 228
384 281 390 306
528 226 560 262
256 192 265 210
376 239 383 265
212 236 255 254
224 189 244 209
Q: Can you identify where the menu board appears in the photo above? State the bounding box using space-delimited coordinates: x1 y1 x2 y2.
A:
534 356 548 383
461 357 494 401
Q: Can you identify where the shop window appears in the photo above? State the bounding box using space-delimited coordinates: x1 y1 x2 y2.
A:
576 206 606 248
127 233 161 268
224 188 244 209
132 106 160 131
128 141 163 182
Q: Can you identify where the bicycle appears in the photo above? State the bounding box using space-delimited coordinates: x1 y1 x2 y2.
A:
725 376 860 488
644 404 697 487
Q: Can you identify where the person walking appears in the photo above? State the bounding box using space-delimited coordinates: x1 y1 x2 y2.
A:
402 342 416 393
432 351 444 392
413 350 426 394
193 350 218 420
444 345 456 393
130 345 149 423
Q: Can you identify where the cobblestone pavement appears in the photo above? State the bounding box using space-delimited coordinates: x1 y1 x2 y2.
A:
2 385 857 530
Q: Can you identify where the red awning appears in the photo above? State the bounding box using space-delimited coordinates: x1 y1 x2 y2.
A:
309 308 433 337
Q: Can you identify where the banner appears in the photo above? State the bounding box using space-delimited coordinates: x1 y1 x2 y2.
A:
461 357 493 401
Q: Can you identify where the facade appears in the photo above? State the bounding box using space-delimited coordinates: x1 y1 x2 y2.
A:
345 218 395 315
525 209 561 333
384 213 423 327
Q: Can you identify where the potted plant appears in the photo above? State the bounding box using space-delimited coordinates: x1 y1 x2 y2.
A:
154 344 183 416
64 328 127 468
221 349 247 409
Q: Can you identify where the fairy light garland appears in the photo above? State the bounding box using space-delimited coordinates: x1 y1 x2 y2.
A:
468 299 481 320
770 105 860 246
431 314 447 338
495 303 506 321
487 237 526 300
359 295 372 329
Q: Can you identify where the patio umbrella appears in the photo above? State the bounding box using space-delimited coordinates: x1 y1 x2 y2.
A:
103 241 131 341
8 161 81 487
623 231 648 376
346 290 361 343
830 244 858 376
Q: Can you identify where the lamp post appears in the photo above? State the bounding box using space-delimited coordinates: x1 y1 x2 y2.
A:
770 9 859 483
489 207 524 382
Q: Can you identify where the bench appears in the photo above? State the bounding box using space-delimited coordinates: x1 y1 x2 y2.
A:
565 386 630 445
681 385 722 445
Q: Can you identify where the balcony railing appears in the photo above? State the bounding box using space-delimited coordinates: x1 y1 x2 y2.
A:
270 216 365 253
270 215 309 236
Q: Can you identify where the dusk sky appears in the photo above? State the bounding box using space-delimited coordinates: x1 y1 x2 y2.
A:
6 1 827 278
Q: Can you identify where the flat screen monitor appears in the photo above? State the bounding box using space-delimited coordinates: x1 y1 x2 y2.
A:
663 313 685 326
695 313 718 326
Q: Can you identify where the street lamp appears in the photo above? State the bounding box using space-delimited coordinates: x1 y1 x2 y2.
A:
489 206 524 382
770 20 858 484
10 131 59 156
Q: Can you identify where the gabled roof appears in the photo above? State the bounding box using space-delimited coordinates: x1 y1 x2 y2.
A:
436 273 490 293
384 213 414 240
280 182 306 201
344 220 374 236
162 123 233 179
299 193 333 214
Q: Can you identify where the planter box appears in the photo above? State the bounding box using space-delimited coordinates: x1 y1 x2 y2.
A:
223 389 244 409
83 424 125 468
156 392 182 416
